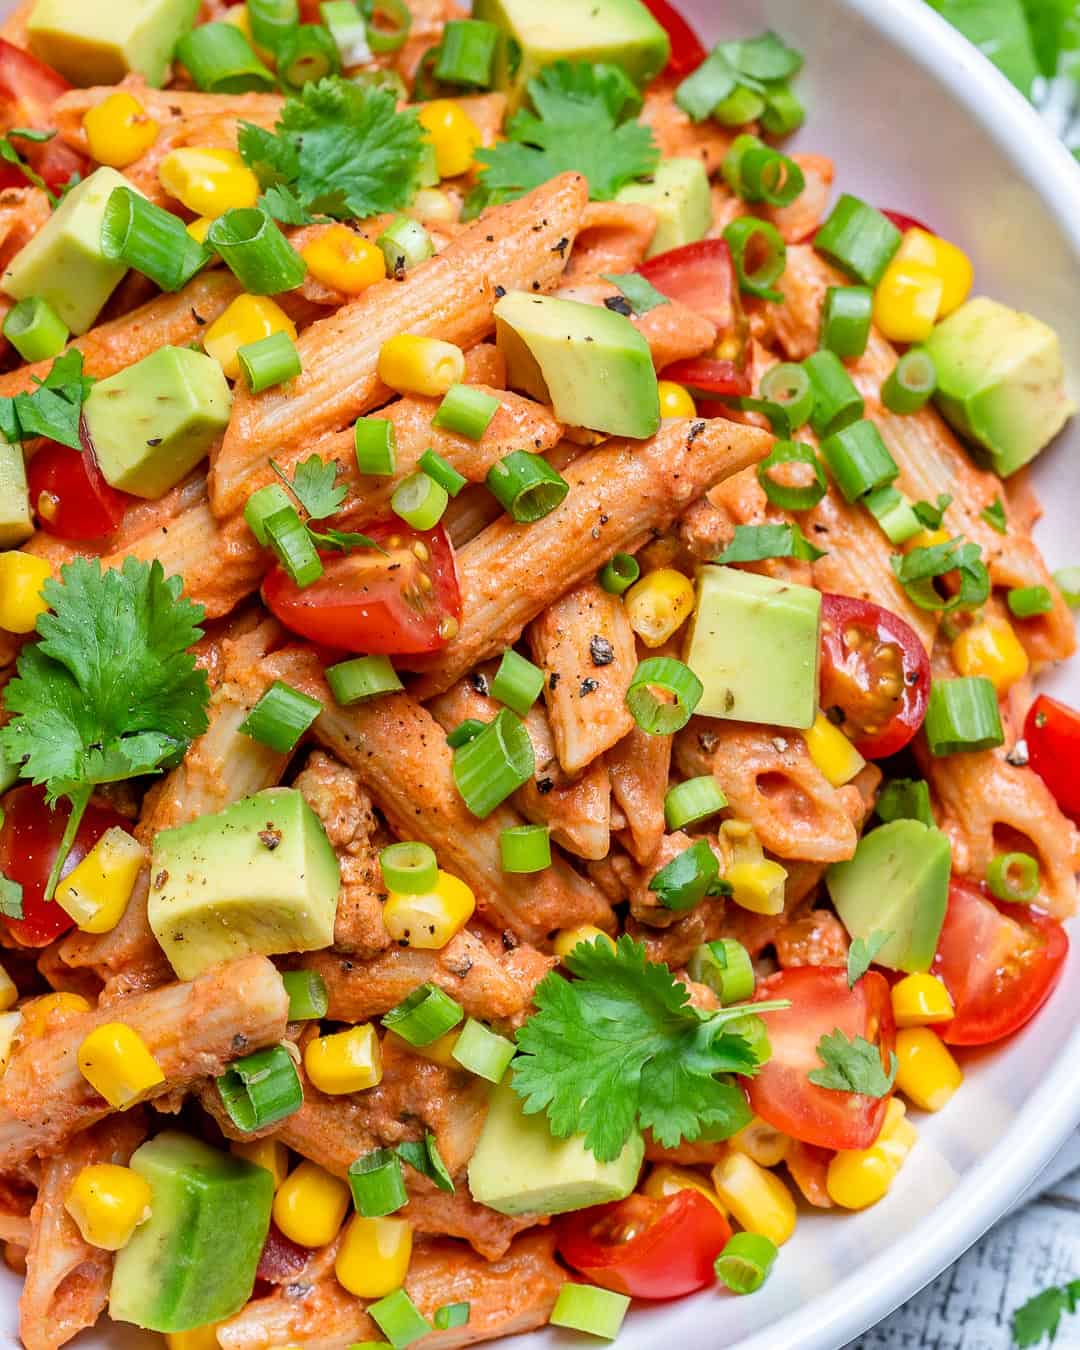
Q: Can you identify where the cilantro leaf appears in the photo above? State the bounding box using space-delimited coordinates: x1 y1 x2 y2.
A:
912 493 952 529
714 522 826 564
808 1029 897 1098
981 495 1009 534
308 526 382 553
1012 1281 1080 1347
601 272 669 316
846 930 893 989
648 839 731 911
0 875 22 921
397 1134 454 1193
274 455 347 520
0 352 93 451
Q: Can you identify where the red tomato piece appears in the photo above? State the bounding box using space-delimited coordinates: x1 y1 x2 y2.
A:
1023 694 1080 821
256 1223 310 1284
879 209 935 237
262 520 461 661
0 785 130 947
818 593 931 759
557 1191 731 1300
638 0 707 76
27 440 131 542
637 239 739 331
932 879 1068 1046
0 40 87 192
658 358 751 398
746 966 895 1151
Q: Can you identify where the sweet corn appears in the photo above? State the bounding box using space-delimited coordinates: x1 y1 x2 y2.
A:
0 551 53 634
624 568 695 647
83 92 159 169
19 991 91 1040
825 1143 896 1210
304 1023 382 1094
158 148 260 218
378 334 466 398
875 1097 918 1168
729 1116 791 1168
54 826 146 934
411 187 457 224
909 526 950 553
711 1151 797 1246
872 260 944 344
335 1214 413 1298
894 227 973 316
803 711 866 788
0 1012 22 1074
186 216 213 245
77 1023 164 1109
273 1160 350 1248
657 381 697 420
384 1027 460 1067
0 964 15 1013
302 225 386 295
727 860 788 916
166 1326 221 1350
64 1163 152 1251
895 1027 963 1112
230 1137 290 1190
417 100 482 179
952 615 1028 695
382 870 475 950
641 1164 728 1215
891 973 955 1028
203 294 298 382
553 925 616 961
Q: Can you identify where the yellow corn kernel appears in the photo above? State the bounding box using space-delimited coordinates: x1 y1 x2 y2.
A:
0 1012 22 1074
641 1165 728 1216
711 1152 797 1246
158 148 260 218
727 859 788 916
0 551 52 634
909 526 951 553
54 827 145 934
64 1163 152 1251
384 1027 460 1067
553 925 616 961
895 1027 963 1112
335 1214 413 1298
0 964 16 1013
166 1326 221 1350
875 1097 918 1168
624 568 695 647
657 381 697 420
302 225 386 295
203 294 298 382
891 973 955 1028
76 1023 164 1109
187 216 213 245
418 100 482 179
83 92 159 169
411 187 457 224
230 1137 290 1190
952 615 1028 695
712 333 742 362
382 870 475 950
272 1160 350 1248
894 228 973 317
873 260 944 344
729 1116 791 1168
304 1023 382 1094
19 991 91 1040
378 334 466 398
803 711 866 788
826 1143 897 1210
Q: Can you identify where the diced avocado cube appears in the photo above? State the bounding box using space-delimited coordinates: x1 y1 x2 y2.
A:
494 291 660 439
827 819 952 974
684 565 822 730
110 1132 273 1332
148 788 340 981
0 438 31 548
473 0 669 108
617 157 712 258
27 0 200 87
924 297 1075 476
83 346 232 499
2 167 133 336
467 1081 644 1216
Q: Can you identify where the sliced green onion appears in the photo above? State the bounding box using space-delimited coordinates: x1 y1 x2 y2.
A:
418 448 467 498
987 851 1040 904
452 707 535 817
821 285 873 359
381 982 464 1046
237 330 301 393
649 837 723 911
432 383 499 441
761 80 805 136
664 776 728 830
248 0 299 51
925 676 1004 755
326 654 403 704
876 777 934 827
391 470 448 529
882 348 937 414
803 349 864 438
688 938 755 1004
348 1147 408 1217
598 553 640 595
499 824 551 873
451 1017 516 1082
377 216 433 277
550 1284 630 1341
715 1231 778 1294
722 134 804 207
366 0 412 53
2 295 68 363
733 30 804 80
239 679 321 752
265 505 323 588
1053 566 1080 606
433 1303 471 1331
864 486 922 546
723 216 786 302
208 207 307 295
981 496 1008 535
216 1044 302 1132
176 23 275 93
281 969 329 1020
821 419 899 503
626 657 703 735
1007 585 1054 618
320 0 372 66
435 19 498 86
815 193 902 286
891 537 990 613
100 186 208 293
756 439 827 511
759 362 813 430
368 1287 431 1348
277 23 340 90
446 718 486 749
355 418 397 475
380 841 438 894
674 46 738 122
244 483 293 546
486 450 569 523
712 84 765 125
490 649 544 716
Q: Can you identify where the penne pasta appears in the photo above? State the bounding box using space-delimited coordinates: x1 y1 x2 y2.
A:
607 724 672 865
562 200 657 283
53 85 284 155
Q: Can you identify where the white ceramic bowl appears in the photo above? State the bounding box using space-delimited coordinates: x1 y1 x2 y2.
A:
3 2 1079 1348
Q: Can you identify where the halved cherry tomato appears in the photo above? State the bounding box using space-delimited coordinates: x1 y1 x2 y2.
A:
27 440 131 542
262 519 461 661
746 966 895 1151
557 1191 731 1300
658 357 751 398
932 879 1068 1046
638 239 739 331
0 40 87 192
880 209 935 237
1023 694 1080 822
639 0 707 76
256 1223 310 1284
0 785 130 947
818 593 931 759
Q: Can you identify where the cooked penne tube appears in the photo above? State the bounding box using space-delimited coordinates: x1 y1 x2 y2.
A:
607 724 672 865
562 200 657 282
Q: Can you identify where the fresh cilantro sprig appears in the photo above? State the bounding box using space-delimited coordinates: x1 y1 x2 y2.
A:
511 935 789 1162
0 351 93 451
846 930 893 988
0 558 211 897
269 456 382 554
808 1029 897 1098
1013 1281 1080 1347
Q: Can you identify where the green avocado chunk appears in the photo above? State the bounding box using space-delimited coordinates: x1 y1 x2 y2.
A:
494 291 660 438
110 1132 273 1333
0 437 31 548
27 0 200 87
148 788 341 981
826 819 952 974
617 157 712 257
83 345 232 499
924 296 1075 476
468 1080 644 1216
684 565 822 730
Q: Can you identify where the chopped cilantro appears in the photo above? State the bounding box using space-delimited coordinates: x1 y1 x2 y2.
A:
981 495 1009 534
714 522 826 564
269 456 382 555
397 1134 454 1193
0 351 93 451
911 492 952 529
808 1029 897 1098
600 272 669 316
846 930 893 989
0 875 22 921
1012 1282 1080 1347
648 838 731 911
